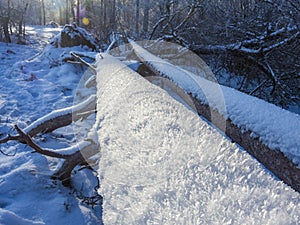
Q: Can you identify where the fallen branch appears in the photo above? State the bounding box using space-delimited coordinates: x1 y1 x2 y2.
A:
0 95 97 185
105 32 117 54
15 125 69 159
0 134 21 145
52 141 99 186
11 124 99 186
0 96 96 145
24 95 96 138
70 52 96 73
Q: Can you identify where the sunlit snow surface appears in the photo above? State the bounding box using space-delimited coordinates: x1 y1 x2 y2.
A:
0 26 101 224
95 54 300 224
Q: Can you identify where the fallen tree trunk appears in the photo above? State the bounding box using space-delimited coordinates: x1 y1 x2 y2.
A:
93 53 300 224
129 41 300 192
192 98 300 192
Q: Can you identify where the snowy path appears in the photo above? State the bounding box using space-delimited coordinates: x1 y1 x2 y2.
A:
0 26 101 224
95 54 300 224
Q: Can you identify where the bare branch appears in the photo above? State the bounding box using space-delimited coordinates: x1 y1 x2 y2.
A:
70 52 96 73
249 80 268 96
150 17 168 40
105 32 117 54
0 134 21 144
15 125 69 159
263 31 300 54
52 142 99 186
174 1 199 33
193 27 299 56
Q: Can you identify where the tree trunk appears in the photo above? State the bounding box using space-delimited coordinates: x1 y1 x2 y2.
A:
65 0 69 24
109 0 116 30
3 0 11 43
41 0 46 25
143 1 149 33
103 0 107 28
135 0 140 34
18 2 29 43
59 6 63 25
3 18 11 43
76 0 80 25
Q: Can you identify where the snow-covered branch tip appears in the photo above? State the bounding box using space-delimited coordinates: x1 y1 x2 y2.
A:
105 32 117 54
0 135 19 156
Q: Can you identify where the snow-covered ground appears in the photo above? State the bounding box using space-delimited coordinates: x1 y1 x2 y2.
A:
1 27 300 225
130 41 300 166
95 54 300 224
0 26 101 224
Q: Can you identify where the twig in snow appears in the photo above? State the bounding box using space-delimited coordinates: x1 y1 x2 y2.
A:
70 52 96 73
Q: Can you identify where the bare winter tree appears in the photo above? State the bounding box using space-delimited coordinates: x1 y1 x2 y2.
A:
0 0 12 43
145 0 299 111
0 0 42 43
0 0 299 186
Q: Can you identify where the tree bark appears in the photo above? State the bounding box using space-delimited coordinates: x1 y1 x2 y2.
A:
41 0 46 25
65 0 69 24
3 17 11 43
76 0 80 25
135 0 140 34
143 1 149 33
3 0 11 43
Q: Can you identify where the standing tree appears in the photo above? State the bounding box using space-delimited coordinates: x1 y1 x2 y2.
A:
76 0 80 25
1 0 11 43
41 0 46 25
142 0 150 34
135 0 139 34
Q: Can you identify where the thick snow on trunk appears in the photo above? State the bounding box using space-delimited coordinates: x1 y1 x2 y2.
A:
95 54 300 224
130 41 300 166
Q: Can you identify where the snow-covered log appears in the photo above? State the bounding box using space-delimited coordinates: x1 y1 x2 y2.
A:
0 95 96 146
24 95 96 137
129 41 300 192
93 54 300 224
